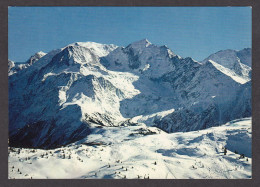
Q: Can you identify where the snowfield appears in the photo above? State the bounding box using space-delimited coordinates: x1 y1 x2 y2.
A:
8 117 251 179
8 39 251 179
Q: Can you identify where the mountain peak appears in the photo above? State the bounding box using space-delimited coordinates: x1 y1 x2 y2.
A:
26 51 46 65
240 48 251 52
130 39 152 48
65 41 118 57
36 51 47 56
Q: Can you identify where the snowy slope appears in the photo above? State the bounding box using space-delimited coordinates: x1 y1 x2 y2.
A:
208 60 250 84
201 48 251 83
8 118 251 179
8 39 251 149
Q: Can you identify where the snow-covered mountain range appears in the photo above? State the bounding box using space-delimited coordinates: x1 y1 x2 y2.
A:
8 39 251 149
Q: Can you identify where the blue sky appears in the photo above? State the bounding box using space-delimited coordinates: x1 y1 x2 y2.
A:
9 7 251 62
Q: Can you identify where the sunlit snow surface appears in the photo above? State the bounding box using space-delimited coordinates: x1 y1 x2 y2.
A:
8 40 251 179
208 60 250 84
8 118 251 179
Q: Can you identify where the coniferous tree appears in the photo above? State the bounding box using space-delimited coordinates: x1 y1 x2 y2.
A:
224 148 227 155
